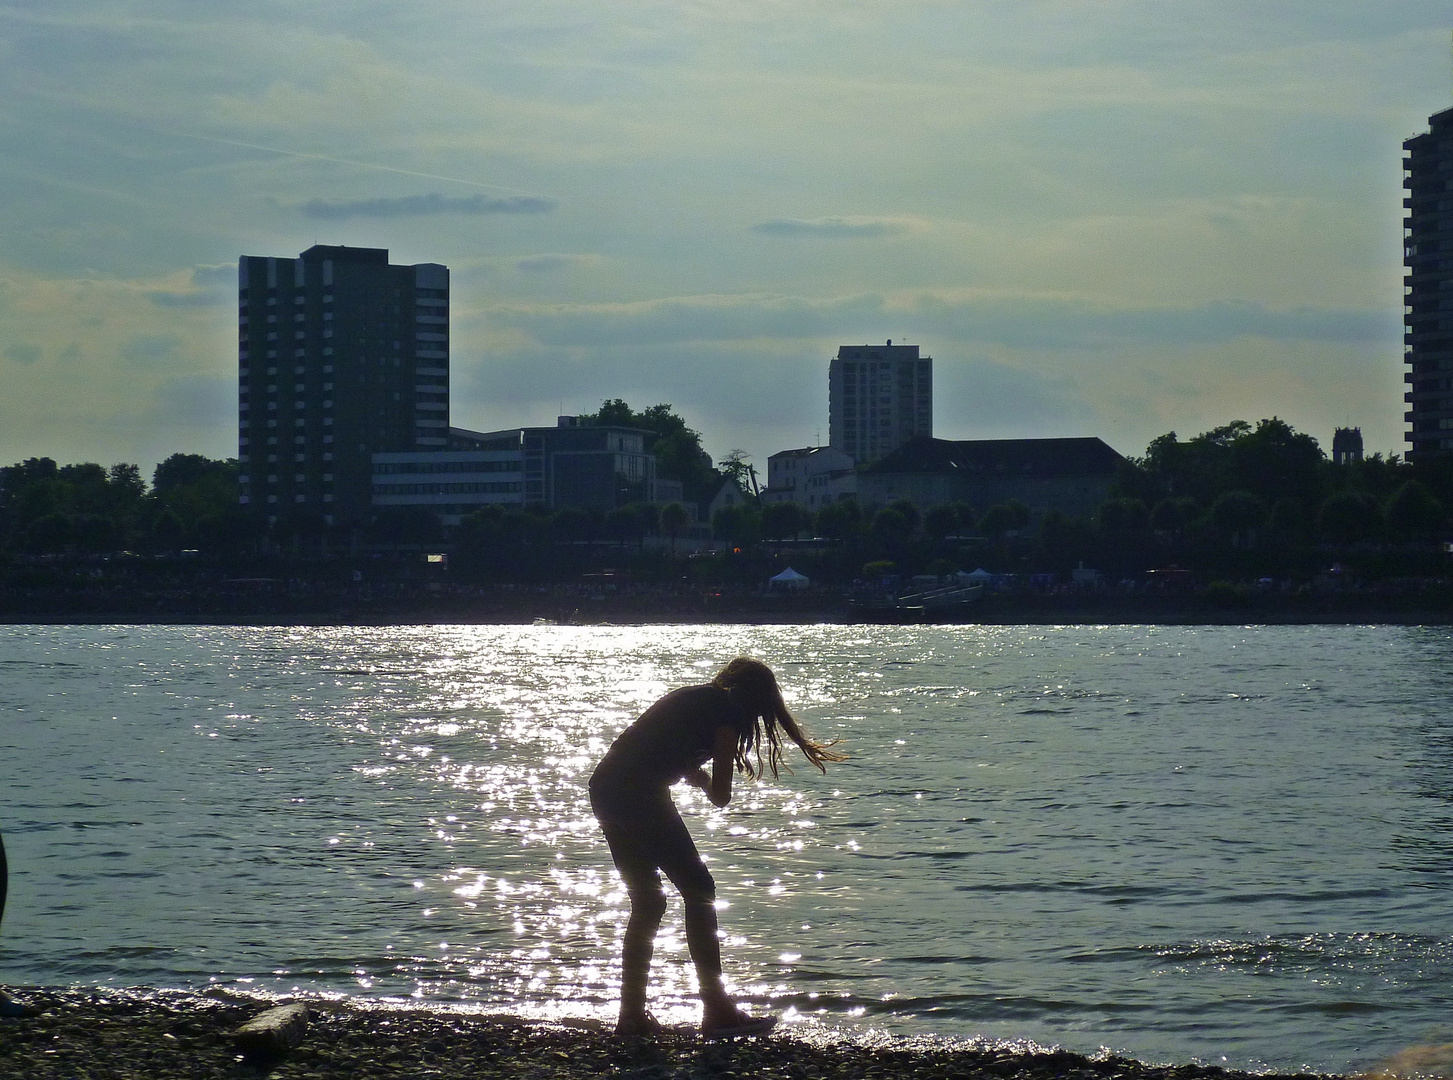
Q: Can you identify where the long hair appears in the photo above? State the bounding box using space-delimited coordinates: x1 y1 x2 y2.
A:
711 657 846 779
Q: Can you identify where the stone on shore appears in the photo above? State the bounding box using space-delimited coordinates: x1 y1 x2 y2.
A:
232 1002 310 1061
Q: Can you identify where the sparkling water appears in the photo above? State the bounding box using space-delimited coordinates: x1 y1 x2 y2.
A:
1 623 1450 1074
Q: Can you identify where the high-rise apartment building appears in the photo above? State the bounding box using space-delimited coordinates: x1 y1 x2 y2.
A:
1404 106 1453 460
236 245 449 524
828 341 932 466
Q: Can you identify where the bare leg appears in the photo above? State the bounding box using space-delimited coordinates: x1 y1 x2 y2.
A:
682 891 733 1021
617 886 666 1034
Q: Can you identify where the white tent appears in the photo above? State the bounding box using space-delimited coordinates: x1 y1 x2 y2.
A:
768 566 810 591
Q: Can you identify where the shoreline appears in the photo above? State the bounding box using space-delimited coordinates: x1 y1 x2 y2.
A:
0 987 1342 1080
4 584 1453 627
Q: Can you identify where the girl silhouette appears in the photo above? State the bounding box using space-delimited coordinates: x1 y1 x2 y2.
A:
588 657 843 1038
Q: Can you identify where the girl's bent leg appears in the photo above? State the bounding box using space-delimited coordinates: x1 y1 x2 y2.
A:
681 889 731 1017
619 886 667 1029
600 822 667 1035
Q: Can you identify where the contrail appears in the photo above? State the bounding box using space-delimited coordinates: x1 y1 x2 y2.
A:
160 128 551 198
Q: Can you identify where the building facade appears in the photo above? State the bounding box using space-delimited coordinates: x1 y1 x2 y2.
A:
828 341 932 466
369 418 672 525
762 445 856 509
1331 427 1364 465
1404 106 1453 460
857 435 1124 520
237 245 449 525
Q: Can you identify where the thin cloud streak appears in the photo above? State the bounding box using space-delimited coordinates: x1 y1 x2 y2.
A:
491 292 1396 350
752 217 910 238
299 193 557 220
154 128 555 198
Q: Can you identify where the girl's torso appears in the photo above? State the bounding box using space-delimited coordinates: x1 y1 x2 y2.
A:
589 684 746 809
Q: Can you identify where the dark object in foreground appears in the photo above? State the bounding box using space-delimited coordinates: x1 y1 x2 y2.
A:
232 1001 310 1062
0 987 1342 1080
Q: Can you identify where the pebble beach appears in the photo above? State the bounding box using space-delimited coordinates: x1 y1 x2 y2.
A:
0 989 1342 1080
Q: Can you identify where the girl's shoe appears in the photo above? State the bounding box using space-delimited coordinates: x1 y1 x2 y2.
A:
614 1012 663 1039
702 1012 777 1039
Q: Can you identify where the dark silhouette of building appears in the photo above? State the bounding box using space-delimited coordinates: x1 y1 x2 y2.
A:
1404 107 1453 460
856 435 1124 519
371 418 672 525
1332 427 1363 465
236 246 449 526
828 341 932 466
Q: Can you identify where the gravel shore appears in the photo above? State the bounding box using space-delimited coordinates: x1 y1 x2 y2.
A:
0 988 1342 1080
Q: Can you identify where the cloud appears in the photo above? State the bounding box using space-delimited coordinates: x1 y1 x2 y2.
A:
514 254 595 274
147 289 227 308
146 264 236 307
120 334 182 367
153 374 235 429
935 357 1099 440
490 292 887 347
4 343 41 365
191 264 237 288
488 290 1395 351
751 217 911 239
911 295 1397 350
297 193 557 220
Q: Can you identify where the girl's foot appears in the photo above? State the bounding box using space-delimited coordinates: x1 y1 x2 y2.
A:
701 1007 777 1039
614 1012 662 1039
0 991 30 1019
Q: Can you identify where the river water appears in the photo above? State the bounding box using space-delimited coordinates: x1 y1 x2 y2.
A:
1 623 1450 1074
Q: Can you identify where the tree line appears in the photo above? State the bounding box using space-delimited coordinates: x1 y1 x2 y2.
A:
0 454 244 556
4 415 1451 587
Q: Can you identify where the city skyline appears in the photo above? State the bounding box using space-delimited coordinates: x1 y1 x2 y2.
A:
0 5 1449 478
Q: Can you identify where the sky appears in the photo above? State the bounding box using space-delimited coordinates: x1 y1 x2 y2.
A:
0 2 1449 481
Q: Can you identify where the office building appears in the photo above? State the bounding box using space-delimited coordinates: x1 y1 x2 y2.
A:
1404 106 1453 459
828 341 932 466
236 245 449 525
370 417 674 525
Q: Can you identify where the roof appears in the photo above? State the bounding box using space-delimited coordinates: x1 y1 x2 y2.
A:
769 446 833 460
863 436 1124 477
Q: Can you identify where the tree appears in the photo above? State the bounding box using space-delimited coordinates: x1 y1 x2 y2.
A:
815 499 861 540
1384 480 1446 538
1211 490 1267 547
761 501 808 541
718 449 753 493
551 506 595 544
1133 418 1327 508
149 455 237 542
923 501 973 540
153 453 230 493
1150 498 1196 533
886 498 921 536
605 503 655 549
711 503 760 547
870 505 916 552
1267 498 1310 543
1317 491 1380 545
659 502 692 553
1096 498 1149 536
582 399 722 504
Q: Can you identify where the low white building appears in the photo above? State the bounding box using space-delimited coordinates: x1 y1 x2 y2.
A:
761 446 856 510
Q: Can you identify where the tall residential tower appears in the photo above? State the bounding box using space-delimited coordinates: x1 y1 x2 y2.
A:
236 246 449 524
828 341 932 466
1404 106 1453 460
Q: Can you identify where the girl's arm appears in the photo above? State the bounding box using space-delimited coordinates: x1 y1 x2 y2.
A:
686 725 739 807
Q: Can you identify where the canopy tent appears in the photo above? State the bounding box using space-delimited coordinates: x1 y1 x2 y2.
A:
768 566 810 591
